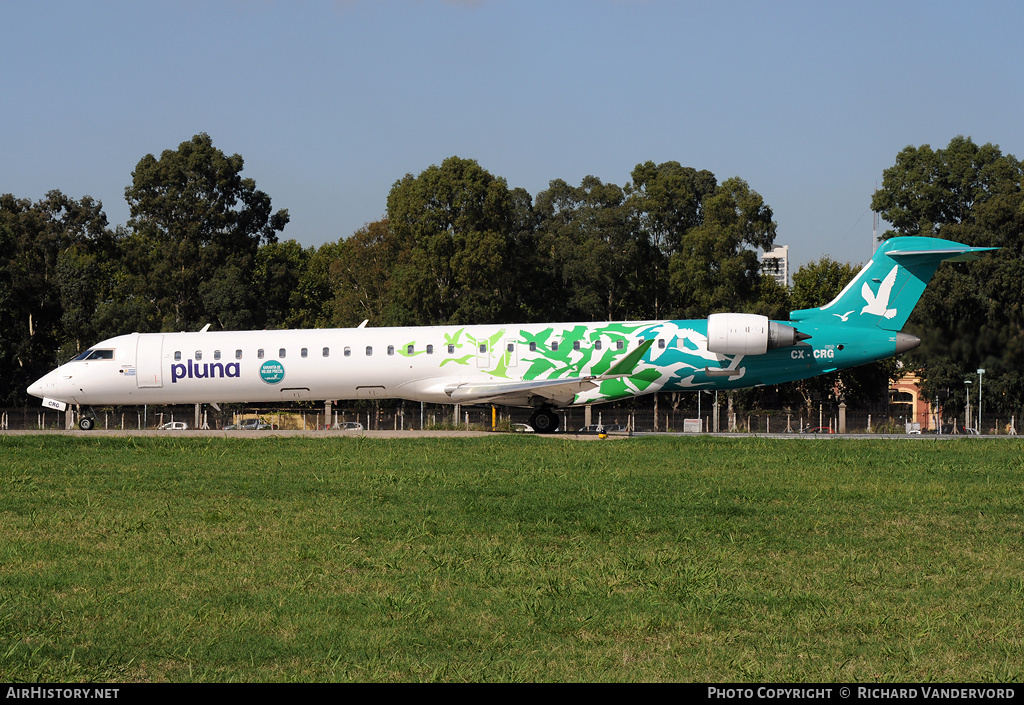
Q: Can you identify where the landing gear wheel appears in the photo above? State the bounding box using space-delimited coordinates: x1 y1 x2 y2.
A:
529 408 560 434
79 417 95 431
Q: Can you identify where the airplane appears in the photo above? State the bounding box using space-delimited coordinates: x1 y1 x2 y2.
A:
28 236 993 432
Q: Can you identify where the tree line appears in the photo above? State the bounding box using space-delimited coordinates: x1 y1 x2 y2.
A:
2 133 1021 419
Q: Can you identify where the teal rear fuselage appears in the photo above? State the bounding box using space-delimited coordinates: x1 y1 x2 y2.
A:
522 318 902 405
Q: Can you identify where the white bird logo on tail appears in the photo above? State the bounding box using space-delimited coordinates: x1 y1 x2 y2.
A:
861 265 899 319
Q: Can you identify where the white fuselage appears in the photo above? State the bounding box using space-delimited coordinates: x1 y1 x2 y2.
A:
27 321 669 408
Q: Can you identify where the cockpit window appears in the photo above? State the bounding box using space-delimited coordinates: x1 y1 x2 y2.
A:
74 349 114 361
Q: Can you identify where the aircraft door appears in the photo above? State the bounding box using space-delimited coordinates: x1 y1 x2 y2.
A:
136 334 164 388
476 342 491 368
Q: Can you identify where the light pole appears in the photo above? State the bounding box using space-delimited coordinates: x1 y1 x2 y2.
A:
697 390 710 432
964 380 972 433
977 368 985 434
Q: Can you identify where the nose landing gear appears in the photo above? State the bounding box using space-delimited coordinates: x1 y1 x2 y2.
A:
77 406 98 430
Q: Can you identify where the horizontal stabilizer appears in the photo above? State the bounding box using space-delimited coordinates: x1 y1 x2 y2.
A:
887 246 997 262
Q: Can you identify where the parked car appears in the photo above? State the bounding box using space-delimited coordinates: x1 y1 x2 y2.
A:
158 421 188 430
511 423 534 433
577 424 628 434
803 426 834 434
335 421 364 431
939 424 978 435
225 419 274 430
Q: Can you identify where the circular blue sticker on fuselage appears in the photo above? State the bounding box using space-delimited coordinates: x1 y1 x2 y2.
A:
260 360 285 384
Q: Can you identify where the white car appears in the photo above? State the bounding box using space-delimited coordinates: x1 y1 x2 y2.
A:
158 421 188 430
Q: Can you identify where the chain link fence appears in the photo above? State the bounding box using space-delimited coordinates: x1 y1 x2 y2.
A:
2 401 1019 435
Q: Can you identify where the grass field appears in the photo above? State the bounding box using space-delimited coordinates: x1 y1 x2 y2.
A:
1 434 1023 682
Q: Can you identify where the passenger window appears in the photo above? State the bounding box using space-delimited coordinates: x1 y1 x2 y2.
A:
195 351 203 361
529 342 537 352
507 343 514 353
616 341 624 351
174 351 182 361
573 341 581 351
407 344 414 355
658 339 666 349
344 347 351 357
214 350 221 360
551 342 559 352
279 348 286 358
258 349 265 359
426 344 433 354
595 340 602 351
322 347 330 357
479 343 487 353
366 346 373 356
447 344 455 354
235 349 243 360
387 345 395 356
301 348 308 358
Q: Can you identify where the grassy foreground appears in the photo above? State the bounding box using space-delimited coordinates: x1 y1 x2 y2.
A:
1 434 1022 682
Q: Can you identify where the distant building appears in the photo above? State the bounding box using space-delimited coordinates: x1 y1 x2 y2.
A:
761 245 789 287
890 371 934 431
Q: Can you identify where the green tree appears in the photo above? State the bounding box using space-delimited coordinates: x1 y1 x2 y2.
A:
290 240 344 329
626 161 718 318
668 177 778 318
872 136 1024 418
329 220 405 327
533 176 658 321
789 256 858 312
253 240 312 329
123 133 289 331
0 191 114 404
385 157 519 325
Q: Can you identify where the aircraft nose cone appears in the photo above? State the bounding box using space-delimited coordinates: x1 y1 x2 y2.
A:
27 370 64 400
27 375 49 399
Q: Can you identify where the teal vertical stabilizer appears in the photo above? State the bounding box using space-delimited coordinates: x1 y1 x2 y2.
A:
789 237 996 331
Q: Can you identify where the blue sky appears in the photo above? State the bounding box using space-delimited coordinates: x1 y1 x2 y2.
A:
3 0 1022 272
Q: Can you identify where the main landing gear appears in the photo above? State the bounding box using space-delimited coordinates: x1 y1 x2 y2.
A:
528 407 561 434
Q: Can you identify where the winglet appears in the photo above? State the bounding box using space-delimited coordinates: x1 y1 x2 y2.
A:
603 339 655 377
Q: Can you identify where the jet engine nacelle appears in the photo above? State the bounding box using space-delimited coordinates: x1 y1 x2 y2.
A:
706 313 807 356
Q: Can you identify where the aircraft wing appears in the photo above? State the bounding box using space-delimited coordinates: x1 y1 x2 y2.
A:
444 376 603 406
443 339 655 407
